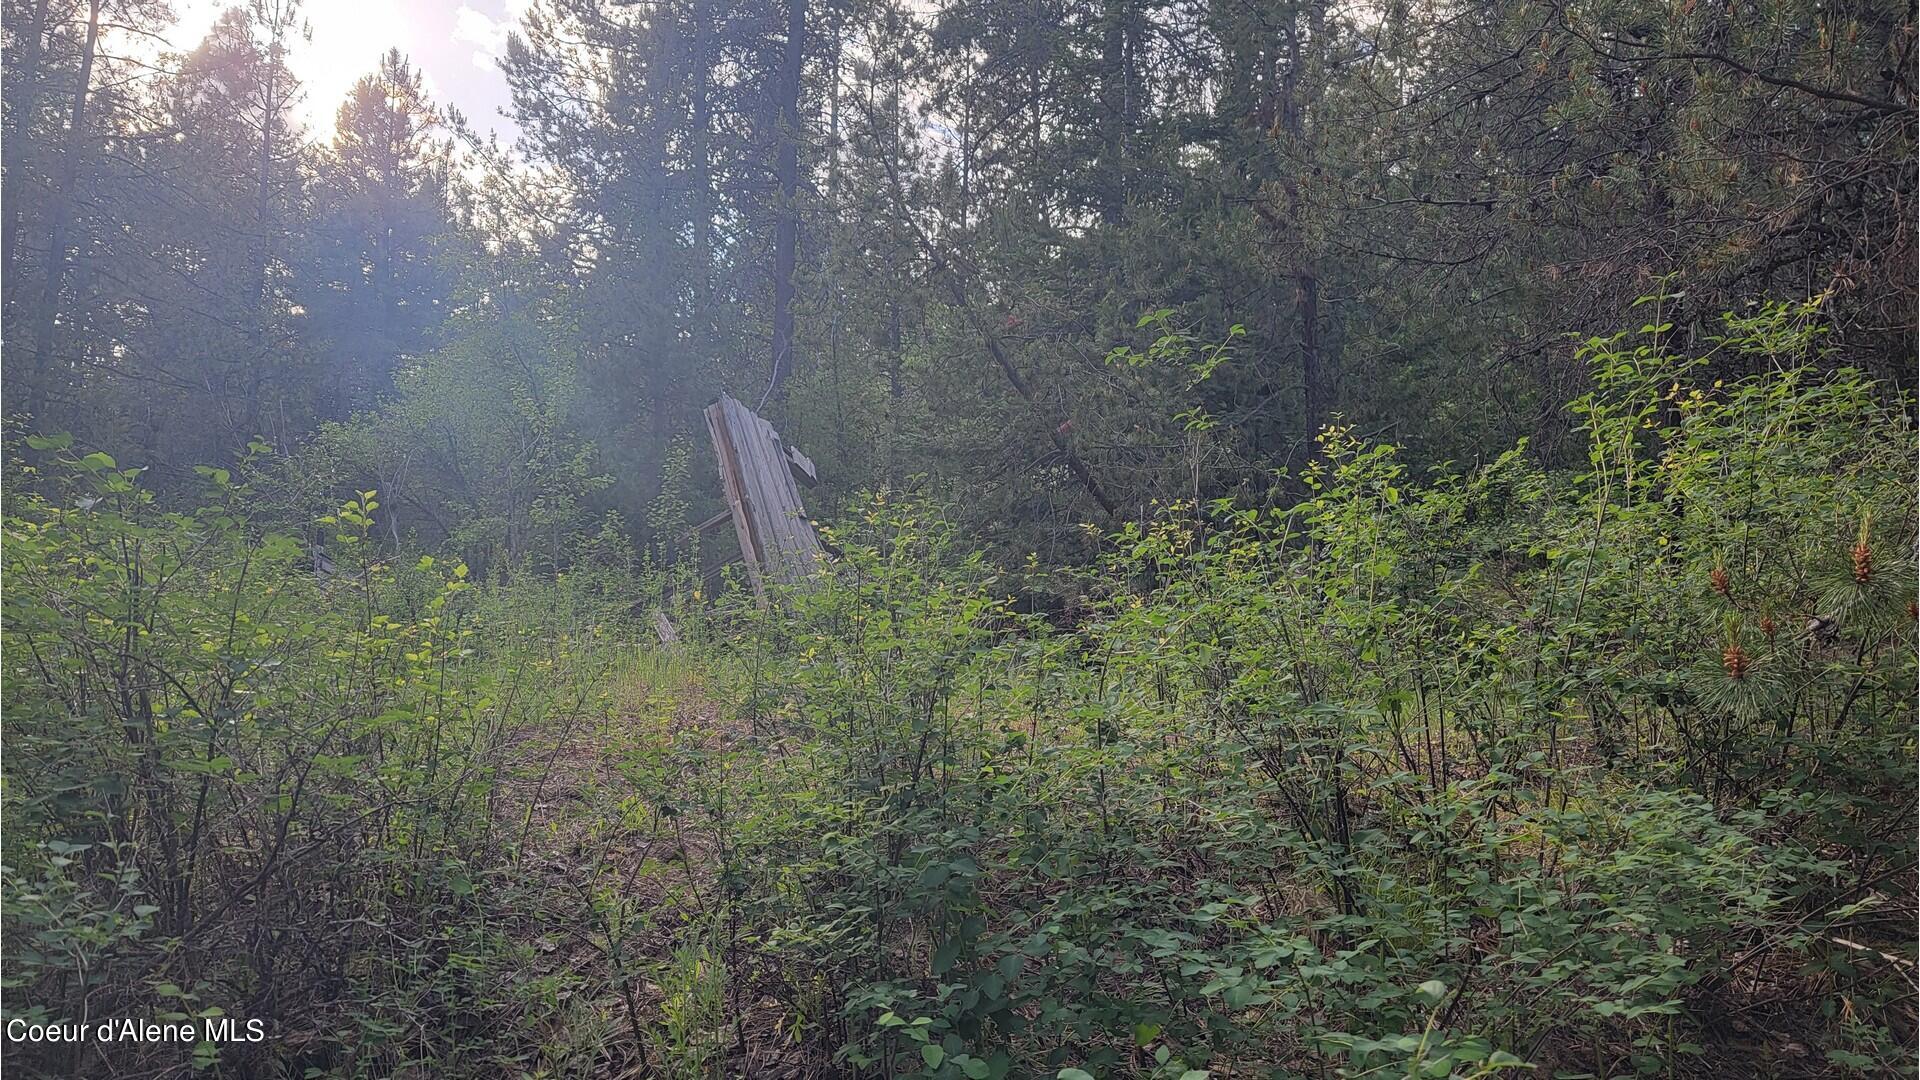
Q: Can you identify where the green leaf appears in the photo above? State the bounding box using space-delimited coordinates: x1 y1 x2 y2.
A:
921 1044 945 1069
1057 1071 1095 1080
932 936 963 974
25 433 72 450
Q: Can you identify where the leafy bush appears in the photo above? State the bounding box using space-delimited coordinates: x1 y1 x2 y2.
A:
678 301 1914 1078
4 299 1911 1078
1 441 639 1076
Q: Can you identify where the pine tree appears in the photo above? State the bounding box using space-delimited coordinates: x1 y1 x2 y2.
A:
306 49 456 417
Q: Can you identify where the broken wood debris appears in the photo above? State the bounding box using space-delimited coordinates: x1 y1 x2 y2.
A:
702 394 826 601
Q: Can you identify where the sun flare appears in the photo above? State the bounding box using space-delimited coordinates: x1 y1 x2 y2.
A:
167 0 422 139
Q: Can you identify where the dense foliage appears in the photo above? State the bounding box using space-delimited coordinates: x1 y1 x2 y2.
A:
671 306 1916 1078
5 306 1913 1076
2 442 651 1074
2 0 1915 1076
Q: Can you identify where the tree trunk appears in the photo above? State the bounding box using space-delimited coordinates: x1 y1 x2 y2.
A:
827 12 844 457
243 6 288 446
691 0 713 355
1278 1 1327 449
26 0 102 422
766 0 805 404
883 62 907 490
3 0 55 314
885 298 902 488
1096 0 1131 225
378 60 399 392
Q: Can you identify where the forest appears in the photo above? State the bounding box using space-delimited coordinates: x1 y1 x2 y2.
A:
1 0 1915 1076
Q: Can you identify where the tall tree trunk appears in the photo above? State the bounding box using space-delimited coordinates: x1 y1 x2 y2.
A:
3 0 55 313
883 62 907 490
766 0 805 404
243 7 288 446
1029 55 1045 232
378 59 399 389
826 13 845 457
26 0 101 422
1096 0 1127 225
691 0 713 357
885 298 901 488
649 19 677 435
1278 1 1327 449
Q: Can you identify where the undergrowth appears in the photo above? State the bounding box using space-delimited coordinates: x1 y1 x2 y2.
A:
4 301 1914 1078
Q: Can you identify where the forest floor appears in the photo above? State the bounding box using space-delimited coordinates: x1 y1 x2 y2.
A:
491 657 822 1078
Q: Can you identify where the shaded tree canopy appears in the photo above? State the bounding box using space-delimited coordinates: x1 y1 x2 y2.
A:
4 0 1912 565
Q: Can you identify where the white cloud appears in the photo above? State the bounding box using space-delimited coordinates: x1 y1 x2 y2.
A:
453 4 510 70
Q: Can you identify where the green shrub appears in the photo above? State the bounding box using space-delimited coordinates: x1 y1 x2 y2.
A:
683 300 1914 1078
1 441 640 1076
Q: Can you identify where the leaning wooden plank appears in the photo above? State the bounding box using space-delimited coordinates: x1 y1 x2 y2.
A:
719 400 764 538
771 472 823 572
702 393 828 594
729 403 781 593
749 403 821 565
733 403 786 548
740 409 792 566
704 399 767 601
750 406 823 577
767 424 820 556
734 400 805 580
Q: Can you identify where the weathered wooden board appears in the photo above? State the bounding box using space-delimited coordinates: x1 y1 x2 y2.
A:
702 394 826 600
